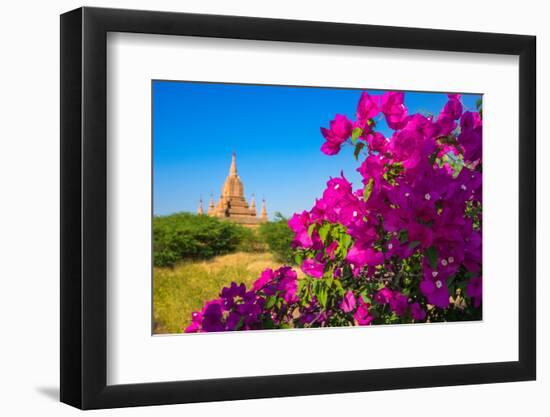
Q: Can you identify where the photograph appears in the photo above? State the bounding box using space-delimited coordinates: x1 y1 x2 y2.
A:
152 81 483 334
0 1 543 414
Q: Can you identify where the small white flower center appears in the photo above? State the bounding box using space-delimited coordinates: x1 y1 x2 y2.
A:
388 243 393 249
425 193 431 200
435 280 443 289
461 184 467 191
334 184 340 190
441 259 448 266
352 210 358 217
405 192 410 197
432 271 438 277
448 257 454 264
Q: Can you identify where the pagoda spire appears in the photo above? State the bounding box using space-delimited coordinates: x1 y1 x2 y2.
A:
260 198 267 221
250 193 256 210
197 197 204 215
250 193 256 211
208 192 215 210
229 151 237 176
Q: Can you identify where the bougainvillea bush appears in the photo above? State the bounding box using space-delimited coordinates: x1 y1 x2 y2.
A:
185 91 482 333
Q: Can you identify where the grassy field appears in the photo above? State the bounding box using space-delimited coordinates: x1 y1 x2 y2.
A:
153 251 298 334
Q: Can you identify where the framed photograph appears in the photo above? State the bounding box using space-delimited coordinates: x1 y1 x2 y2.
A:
60 6 536 409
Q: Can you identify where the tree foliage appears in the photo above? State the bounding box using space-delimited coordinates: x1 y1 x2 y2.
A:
258 212 295 264
153 213 246 267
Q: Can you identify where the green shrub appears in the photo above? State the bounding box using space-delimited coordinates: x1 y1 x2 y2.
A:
258 212 296 265
153 212 246 267
235 227 266 253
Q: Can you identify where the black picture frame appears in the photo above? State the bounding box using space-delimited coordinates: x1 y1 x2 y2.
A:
60 6 536 410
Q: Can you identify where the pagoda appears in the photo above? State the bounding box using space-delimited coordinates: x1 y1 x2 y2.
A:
198 153 267 227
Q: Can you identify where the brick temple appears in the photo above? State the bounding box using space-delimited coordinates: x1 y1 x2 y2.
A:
197 153 267 227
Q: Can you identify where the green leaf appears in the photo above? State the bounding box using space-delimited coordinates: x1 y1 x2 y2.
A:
454 278 470 288
318 223 331 243
265 296 277 310
354 142 366 160
342 233 352 249
475 98 482 110
437 135 459 147
330 223 345 239
301 281 312 303
429 151 438 165
363 178 374 202
425 246 439 270
333 279 345 296
360 291 371 304
307 223 316 238
342 264 353 280
312 279 320 293
318 285 328 308
351 127 363 143
408 240 420 249
398 230 409 244
262 317 276 329
446 274 457 285
337 234 353 258
234 317 246 331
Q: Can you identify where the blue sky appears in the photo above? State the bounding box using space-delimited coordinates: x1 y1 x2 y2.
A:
153 81 481 219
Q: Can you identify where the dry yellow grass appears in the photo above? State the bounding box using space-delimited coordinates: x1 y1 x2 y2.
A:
153 252 300 334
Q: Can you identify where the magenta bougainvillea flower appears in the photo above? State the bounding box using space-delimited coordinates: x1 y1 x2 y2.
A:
420 278 450 309
320 114 353 155
330 114 353 138
365 131 387 153
442 94 463 120
301 258 325 278
346 245 385 274
325 240 339 260
340 290 356 313
201 301 225 332
374 287 394 305
252 268 275 291
353 298 374 325
410 302 427 321
389 293 409 317
185 90 482 333
258 266 299 304
288 211 314 248
380 91 409 130
356 91 380 127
